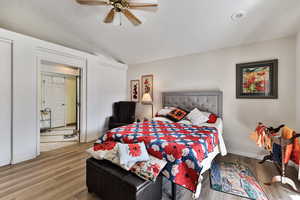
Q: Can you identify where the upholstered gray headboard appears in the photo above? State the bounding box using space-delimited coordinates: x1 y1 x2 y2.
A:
162 91 223 118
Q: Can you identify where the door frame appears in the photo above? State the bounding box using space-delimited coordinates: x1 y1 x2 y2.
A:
36 48 87 156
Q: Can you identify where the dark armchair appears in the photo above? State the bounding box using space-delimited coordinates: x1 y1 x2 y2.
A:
108 101 136 130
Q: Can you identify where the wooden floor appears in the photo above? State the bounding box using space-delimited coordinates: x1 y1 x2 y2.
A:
0 143 299 200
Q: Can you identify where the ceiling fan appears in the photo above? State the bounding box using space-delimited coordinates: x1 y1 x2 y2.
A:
76 0 158 26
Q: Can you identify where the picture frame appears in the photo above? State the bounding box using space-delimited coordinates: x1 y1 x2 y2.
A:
236 59 278 99
141 74 153 102
130 80 140 102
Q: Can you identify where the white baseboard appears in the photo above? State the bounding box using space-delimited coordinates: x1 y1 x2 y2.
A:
0 158 11 167
86 131 104 143
228 149 264 160
12 153 36 165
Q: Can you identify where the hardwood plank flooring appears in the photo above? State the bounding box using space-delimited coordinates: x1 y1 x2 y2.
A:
0 143 299 200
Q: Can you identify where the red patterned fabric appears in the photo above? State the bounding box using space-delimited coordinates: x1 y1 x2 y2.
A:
94 141 117 151
98 120 219 192
207 114 218 123
128 144 142 157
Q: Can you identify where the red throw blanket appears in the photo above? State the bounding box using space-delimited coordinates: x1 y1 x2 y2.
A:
98 120 219 192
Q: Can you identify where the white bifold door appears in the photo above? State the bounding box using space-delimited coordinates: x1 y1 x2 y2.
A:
0 39 12 167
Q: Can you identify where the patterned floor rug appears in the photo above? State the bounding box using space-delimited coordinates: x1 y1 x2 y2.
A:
210 161 269 200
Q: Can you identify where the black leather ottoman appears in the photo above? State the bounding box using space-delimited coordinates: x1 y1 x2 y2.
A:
86 158 162 200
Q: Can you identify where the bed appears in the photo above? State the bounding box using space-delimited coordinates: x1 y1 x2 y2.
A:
98 91 227 200
160 91 226 199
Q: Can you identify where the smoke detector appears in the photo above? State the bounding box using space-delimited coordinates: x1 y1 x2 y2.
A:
231 10 246 21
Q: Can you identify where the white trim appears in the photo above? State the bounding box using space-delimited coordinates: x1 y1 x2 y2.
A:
37 46 127 70
36 50 88 156
0 38 13 44
11 153 36 164
0 158 12 167
10 41 14 165
36 47 85 62
229 149 264 160
87 56 128 71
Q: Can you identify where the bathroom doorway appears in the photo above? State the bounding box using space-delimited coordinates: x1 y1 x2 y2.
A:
39 62 81 152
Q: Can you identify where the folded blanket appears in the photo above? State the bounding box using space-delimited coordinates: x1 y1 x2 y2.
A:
98 120 219 192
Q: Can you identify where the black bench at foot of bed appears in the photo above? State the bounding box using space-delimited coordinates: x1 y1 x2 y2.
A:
86 158 162 200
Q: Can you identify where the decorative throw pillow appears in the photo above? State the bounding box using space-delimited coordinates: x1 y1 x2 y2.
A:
156 107 176 117
186 108 209 126
86 141 118 160
87 142 130 170
207 114 218 123
130 155 167 182
202 111 218 123
118 142 150 170
166 108 188 122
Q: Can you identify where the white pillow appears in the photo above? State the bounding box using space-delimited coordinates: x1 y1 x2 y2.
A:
178 119 193 125
201 111 211 118
186 108 209 126
118 142 150 170
157 107 176 116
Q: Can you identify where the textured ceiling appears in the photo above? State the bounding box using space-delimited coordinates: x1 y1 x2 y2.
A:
1 0 300 64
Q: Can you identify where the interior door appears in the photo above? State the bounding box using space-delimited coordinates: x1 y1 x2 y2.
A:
0 39 12 166
42 75 66 128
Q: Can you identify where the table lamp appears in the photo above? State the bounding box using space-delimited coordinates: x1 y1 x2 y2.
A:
142 93 153 120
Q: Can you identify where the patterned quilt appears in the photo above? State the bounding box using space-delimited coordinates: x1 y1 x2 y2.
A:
98 120 219 192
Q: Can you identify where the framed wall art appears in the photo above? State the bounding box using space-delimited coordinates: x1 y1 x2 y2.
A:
130 80 140 102
236 59 278 99
141 74 153 102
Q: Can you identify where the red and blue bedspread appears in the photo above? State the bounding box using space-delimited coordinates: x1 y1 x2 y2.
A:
98 120 219 192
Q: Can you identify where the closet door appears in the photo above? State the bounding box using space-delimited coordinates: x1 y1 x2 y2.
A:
0 39 12 167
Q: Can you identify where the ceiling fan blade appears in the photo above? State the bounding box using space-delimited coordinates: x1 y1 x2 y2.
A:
122 9 142 26
76 0 108 6
128 3 158 8
128 6 158 13
104 8 115 23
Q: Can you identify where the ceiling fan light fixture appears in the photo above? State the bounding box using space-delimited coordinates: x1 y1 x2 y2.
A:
76 0 158 26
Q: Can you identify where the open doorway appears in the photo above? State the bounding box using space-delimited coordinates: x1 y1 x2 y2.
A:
39 62 81 152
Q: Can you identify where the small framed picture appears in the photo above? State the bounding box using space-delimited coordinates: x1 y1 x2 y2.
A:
236 59 278 99
141 74 153 100
130 80 140 102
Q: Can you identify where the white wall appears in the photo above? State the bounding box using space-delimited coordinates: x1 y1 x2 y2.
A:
0 39 12 166
0 28 127 164
86 57 127 142
128 36 296 158
296 32 300 130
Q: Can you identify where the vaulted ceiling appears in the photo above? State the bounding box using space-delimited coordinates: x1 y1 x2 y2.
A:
1 0 300 64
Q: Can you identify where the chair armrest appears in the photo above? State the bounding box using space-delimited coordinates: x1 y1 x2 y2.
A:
109 116 117 123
